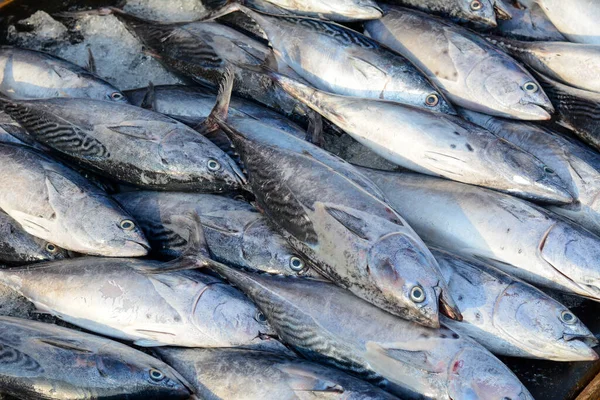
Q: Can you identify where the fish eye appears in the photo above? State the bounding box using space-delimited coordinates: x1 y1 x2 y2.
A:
410 285 426 303
149 368 165 382
110 92 124 101
544 166 555 174
120 220 136 231
470 0 483 11
425 94 440 107
207 159 221 172
45 243 58 254
255 311 268 323
289 256 305 272
560 310 577 324
522 82 539 93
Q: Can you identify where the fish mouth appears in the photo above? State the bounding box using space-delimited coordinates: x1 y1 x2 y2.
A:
436 283 463 322
494 1 513 20
518 103 553 121
117 239 150 257
533 179 574 205
560 334 600 361
563 332 600 348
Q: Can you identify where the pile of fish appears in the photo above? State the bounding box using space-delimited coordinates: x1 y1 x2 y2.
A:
0 0 599 399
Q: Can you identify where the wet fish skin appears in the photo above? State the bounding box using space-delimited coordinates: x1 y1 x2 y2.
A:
461 108 600 236
533 72 600 152
434 248 599 361
488 36 600 93
272 72 572 205
362 169 600 301
0 46 128 103
385 0 498 27
493 0 566 41
156 347 398 400
0 97 244 192
0 316 191 400
114 191 320 277
533 0 600 45
245 0 383 22
0 143 148 256
237 6 455 115
365 5 554 120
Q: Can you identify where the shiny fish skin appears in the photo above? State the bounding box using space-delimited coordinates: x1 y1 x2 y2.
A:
0 257 283 350
533 0 600 45
363 169 600 301
461 109 600 236
0 97 244 192
0 316 191 400
237 6 455 115
365 5 554 120
488 36 600 93
493 0 566 41
272 72 572 204
0 46 128 102
245 0 383 22
385 0 497 27
434 248 599 361
156 347 398 400
0 143 148 256
114 191 320 277
201 258 532 400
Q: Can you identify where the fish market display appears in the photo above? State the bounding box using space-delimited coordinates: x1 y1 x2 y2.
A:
532 0 600 45
271 71 572 204
363 169 600 301
434 248 599 361
244 0 384 21
0 316 191 399
365 5 554 120
157 347 398 400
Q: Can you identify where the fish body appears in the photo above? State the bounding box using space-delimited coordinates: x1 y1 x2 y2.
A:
362 169 600 301
0 143 148 256
239 6 454 114
272 72 572 204
461 109 600 236
0 46 128 102
245 0 383 22
365 6 554 120
0 316 190 399
385 0 498 27
533 0 600 44
157 347 398 400
0 97 244 192
494 0 565 41
434 248 598 361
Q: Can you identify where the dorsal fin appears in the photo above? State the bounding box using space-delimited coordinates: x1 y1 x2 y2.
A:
140 82 156 110
86 48 97 74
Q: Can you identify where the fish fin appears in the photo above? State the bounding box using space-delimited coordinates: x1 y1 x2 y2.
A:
86 47 97 74
306 110 324 147
278 365 344 393
195 67 235 135
320 203 371 241
140 82 156 110
133 338 169 347
0 343 44 376
365 340 444 374
45 169 86 200
106 124 159 141
9 210 53 237
37 338 94 353
349 55 388 81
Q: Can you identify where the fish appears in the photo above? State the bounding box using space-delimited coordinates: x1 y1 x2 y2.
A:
233 5 455 115
0 96 245 192
533 71 600 152
384 0 499 27
270 71 572 204
0 210 68 265
488 36 600 93
0 316 191 399
362 169 600 302
0 46 128 102
193 247 532 400
0 143 149 256
532 0 600 45
365 5 554 120
0 230 284 349
493 0 566 41
434 248 598 361
244 0 383 22
156 347 399 400
204 70 461 328
461 109 600 237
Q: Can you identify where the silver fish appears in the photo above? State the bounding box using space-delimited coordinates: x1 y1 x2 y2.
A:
0 46 128 102
434 248 598 361
156 347 399 400
532 0 600 45
385 0 499 27
362 169 600 301
0 97 245 192
198 253 532 400
0 316 191 400
488 36 600 93
461 109 600 236
114 191 319 277
0 143 148 256
365 5 554 120
210 71 461 328
245 0 383 22
235 5 455 115
493 0 566 41
271 72 572 204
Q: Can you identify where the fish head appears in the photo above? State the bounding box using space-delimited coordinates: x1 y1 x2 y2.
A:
456 0 498 27
368 232 461 328
494 282 598 361
480 57 554 120
424 90 457 115
30 236 69 261
447 346 533 400
84 84 129 104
